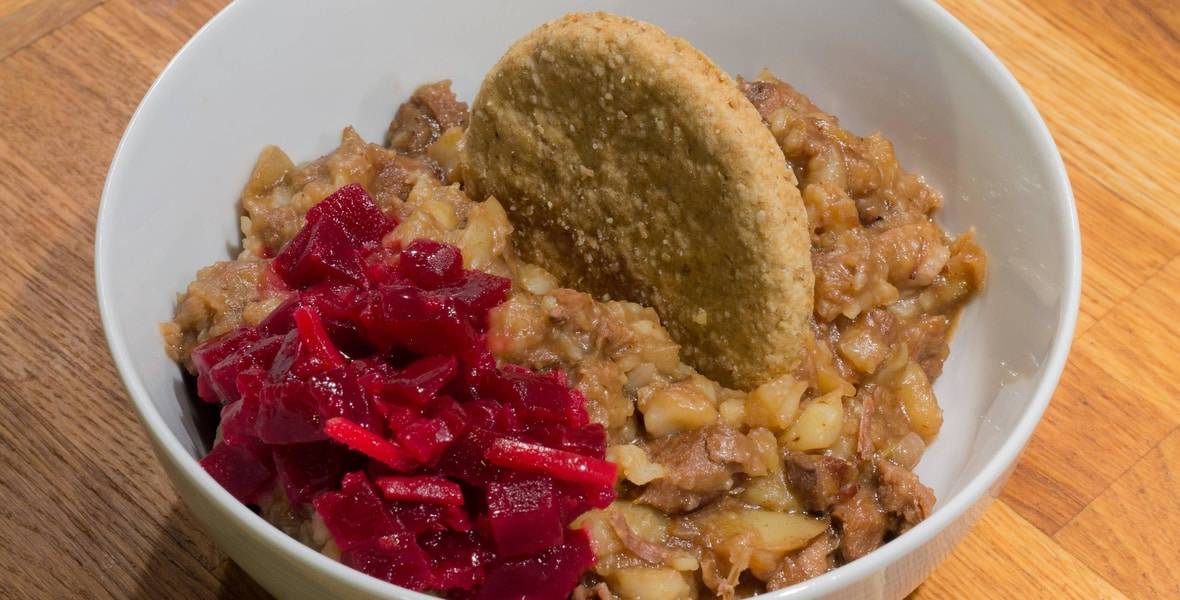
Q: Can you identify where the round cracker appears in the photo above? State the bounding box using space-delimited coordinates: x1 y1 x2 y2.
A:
463 13 813 389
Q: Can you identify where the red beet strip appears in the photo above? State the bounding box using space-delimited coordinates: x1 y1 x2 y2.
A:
376 475 465 506
324 417 416 471
293 306 347 369
485 437 617 488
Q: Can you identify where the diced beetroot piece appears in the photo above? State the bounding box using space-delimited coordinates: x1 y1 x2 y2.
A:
312 471 398 552
475 529 595 600
462 400 501 433
257 294 299 336
382 355 458 406
561 423 607 458
219 396 262 448
311 366 383 433
554 480 617 523
306 183 395 246
273 441 350 506
388 500 472 535
522 422 607 459
485 438 617 488
192 327 261 377
491 404 521 436
204 334 284 405
363 247 406 286
400 239 463 289
324 417 416 472
234 367 268 404
258 285 359 338
377 475 464 506
438 427 503 489
384 404 420 432
294 306 347 367
302 284 371 357
192 327 262 403
200 441 274 504
487 367 579 426
430 397 469 440
345 533 435 591
421 531 494 592
432 271 512 327
564 389 591 429
357 285 477 356
450 344 497 402
269 320 346 382
273 216 366 288
255 379 325 444
487 476 562 558
396 418 455 464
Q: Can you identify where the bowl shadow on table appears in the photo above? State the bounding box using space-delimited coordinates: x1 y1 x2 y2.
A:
132 502 273 600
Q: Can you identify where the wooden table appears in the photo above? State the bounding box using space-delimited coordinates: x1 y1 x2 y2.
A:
1 1 1176 598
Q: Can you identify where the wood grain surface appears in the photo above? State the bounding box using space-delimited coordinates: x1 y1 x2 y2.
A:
0 0 1176 598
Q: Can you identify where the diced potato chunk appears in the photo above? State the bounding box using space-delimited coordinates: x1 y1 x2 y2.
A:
639 381 718 437
744 375 807 431
693 508 828 561
609 568 696 600
781 391 844 451
614 501 671 544
608 444 667 485
897 360 942 440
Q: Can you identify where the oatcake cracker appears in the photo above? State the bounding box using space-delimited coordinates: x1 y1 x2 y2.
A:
463 13 813 389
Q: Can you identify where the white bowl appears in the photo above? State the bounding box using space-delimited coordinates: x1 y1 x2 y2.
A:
96 1 1080 598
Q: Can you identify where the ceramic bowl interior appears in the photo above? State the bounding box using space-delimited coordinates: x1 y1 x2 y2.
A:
97 1 1080 598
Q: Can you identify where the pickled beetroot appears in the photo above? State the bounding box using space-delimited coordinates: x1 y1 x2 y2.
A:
395 417 454 464
273 441 350 505
199 442 273 503
486 437 617 488
193 220 612 598
191 327 261 403
202 334 283 405
305 183 396 246
324 417 416 472
377 475 464 506
379 355 458 406
475 529 595 600
487 477 562 557
421 531 493 591
273 217 367 288
312 471 398 551
347 533 435 590
401 239 463 289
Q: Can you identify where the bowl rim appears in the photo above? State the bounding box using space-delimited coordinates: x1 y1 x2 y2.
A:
95 0 1081 597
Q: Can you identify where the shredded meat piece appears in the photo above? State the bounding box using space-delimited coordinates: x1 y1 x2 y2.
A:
609 511 671 565
371 153 440 204
636 425 753 513
784 452 856 512
635 481 714 514
872 222 950 289
700 547 746 600
900 315 951 379
766 533 837 590
831 487 888 562
647 425 749 492
387 81 469 154
877 459 935 533
736 76 822 126
705 424 756 467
